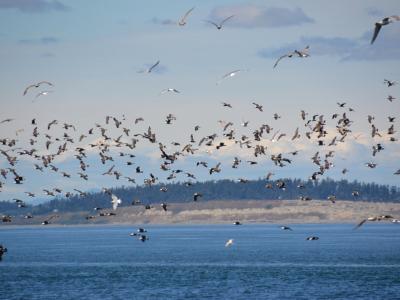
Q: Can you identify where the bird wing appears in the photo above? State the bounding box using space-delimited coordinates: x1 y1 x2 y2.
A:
111 194 121 210
371 23 382 44
220 15 235 26
291 127 299 140
204 20 219 28
179 7 195 25
273 54 289 69
354 219 367 230
23 84 36 96
38 81 54 87
148 60 160 73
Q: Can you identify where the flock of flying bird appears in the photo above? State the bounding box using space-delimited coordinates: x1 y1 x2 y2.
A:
1 7 400 251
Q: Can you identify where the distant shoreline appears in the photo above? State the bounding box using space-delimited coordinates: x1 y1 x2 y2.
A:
1 199 399 226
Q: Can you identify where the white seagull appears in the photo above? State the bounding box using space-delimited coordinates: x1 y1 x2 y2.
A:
225 239 234 247
216 69 243 85
160 88 180 95
111 194 122 210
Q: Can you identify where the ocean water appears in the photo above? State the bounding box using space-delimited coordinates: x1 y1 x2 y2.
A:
0 224 399 299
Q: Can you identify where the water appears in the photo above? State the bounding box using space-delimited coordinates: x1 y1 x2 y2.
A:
0 224 399 299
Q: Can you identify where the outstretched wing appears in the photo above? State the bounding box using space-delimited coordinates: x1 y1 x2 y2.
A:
111 194 122 210
204 20 219 28
148 60 160 73
179 7 195 25
273 54 289 69
354 219 367 230
371 23 382 44
220 15 235 26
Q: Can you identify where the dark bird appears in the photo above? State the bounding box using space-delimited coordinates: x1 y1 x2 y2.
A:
280 226 293 231
161 203 168 211
0 245 7 261
193 192 203 201
42 215 59 225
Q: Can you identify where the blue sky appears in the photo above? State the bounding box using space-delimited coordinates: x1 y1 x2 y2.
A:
0 0 399 202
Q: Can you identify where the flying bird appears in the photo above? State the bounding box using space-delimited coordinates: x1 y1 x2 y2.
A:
371 16 400 44
23 81 54 96
273 46 310 69
225 239 234 247
216 69 243 85
160 88 180 95
204 15 234 30
34 91 53 101
111 194 122 210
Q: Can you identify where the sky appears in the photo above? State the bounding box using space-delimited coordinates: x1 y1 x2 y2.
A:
0 0 399 203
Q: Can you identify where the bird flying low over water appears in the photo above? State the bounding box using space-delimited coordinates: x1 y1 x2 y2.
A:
371 15 400 44
354 215 395 229
225 239 234 247
280 226 293 231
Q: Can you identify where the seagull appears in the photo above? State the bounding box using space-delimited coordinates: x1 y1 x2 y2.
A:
384 79 396 87
216 69 243 85
111 194 122 210
34 90 53 101
193 192 202 201
23 81 54 96
204 15 234 30
178 7 195 26
160 88 180 95
42 215 59 225
225 239 234 247
273 46 309 69
161 203 168 211
0 245 7 261
280 226 293 231
354 215 394 229
371 16 400 44
252 102 263 112
222 102 232 108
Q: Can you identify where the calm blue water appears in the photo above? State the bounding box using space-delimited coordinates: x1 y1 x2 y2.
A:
0 224 399 299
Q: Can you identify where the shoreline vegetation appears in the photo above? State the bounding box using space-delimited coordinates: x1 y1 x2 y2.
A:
2 199 400 226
